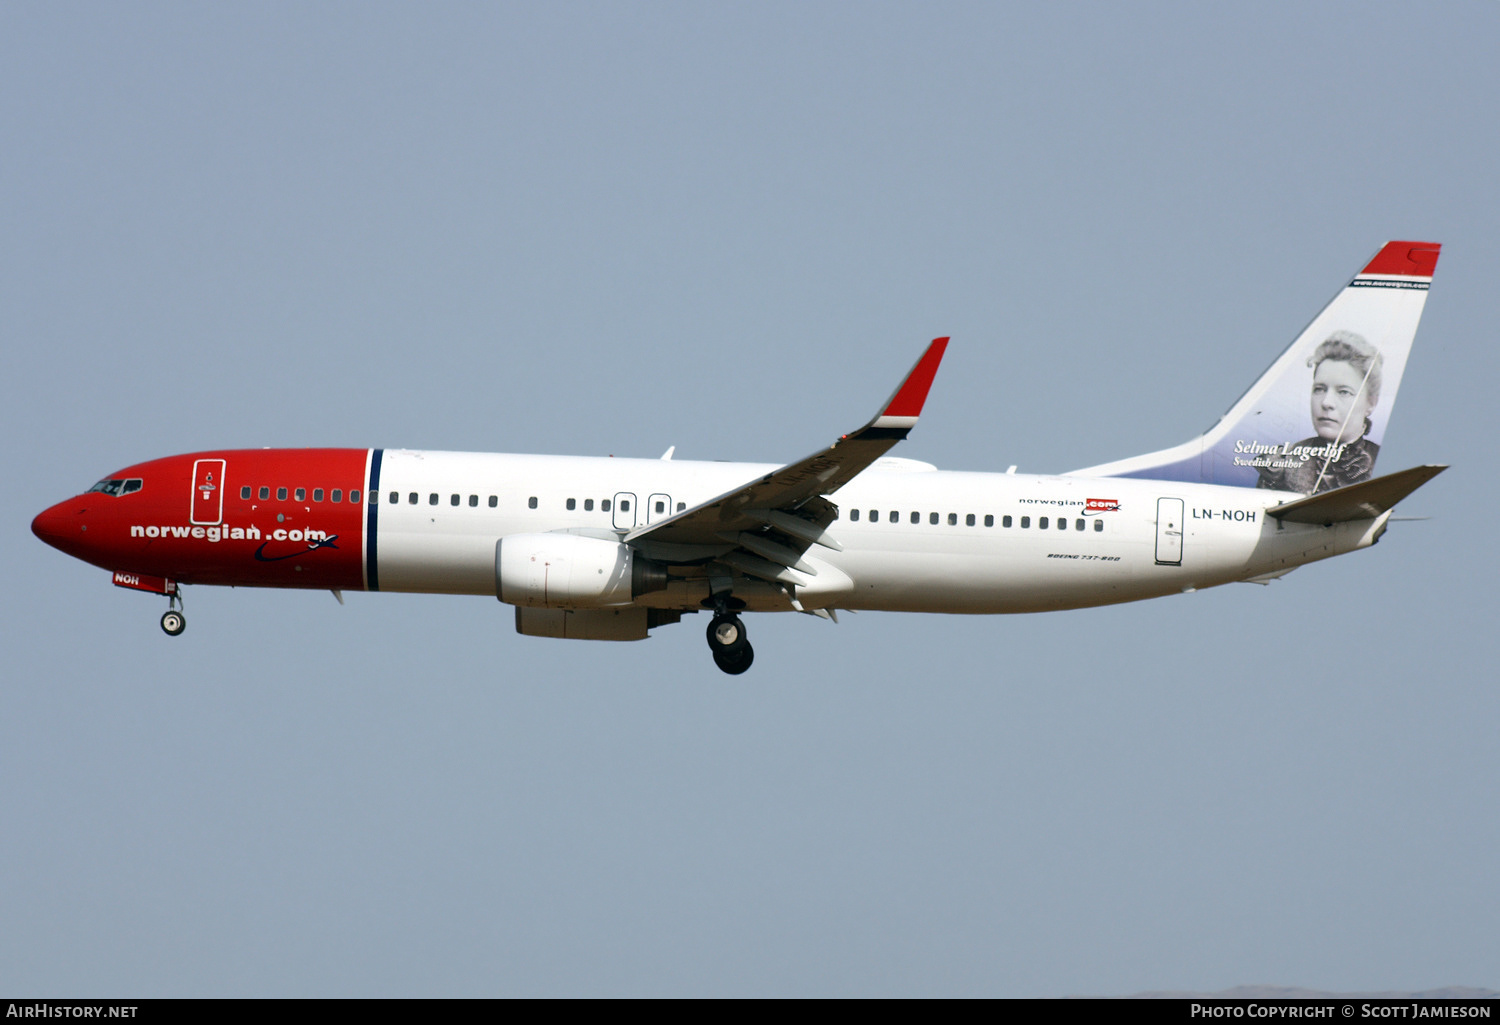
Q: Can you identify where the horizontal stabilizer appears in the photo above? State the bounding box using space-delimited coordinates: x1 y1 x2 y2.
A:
1267 464 1447 524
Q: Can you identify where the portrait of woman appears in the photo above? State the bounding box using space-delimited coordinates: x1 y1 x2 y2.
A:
1256 331 1383 494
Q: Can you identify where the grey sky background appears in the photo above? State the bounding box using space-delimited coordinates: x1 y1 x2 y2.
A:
3 2 1496 997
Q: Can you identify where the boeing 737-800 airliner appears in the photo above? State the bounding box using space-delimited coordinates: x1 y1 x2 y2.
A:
32 242 1446 673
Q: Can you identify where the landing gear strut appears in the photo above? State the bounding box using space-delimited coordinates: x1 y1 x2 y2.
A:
706 612 753 675
160 591 185 637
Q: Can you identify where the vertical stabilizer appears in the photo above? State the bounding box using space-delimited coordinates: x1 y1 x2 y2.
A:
1070 242 1440 493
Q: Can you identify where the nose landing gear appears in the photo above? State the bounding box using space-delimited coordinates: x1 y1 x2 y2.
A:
706 613 753 675
160 592 185 636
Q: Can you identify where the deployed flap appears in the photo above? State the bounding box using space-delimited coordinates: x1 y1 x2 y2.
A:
1267 464 1447 524
624 338 948 556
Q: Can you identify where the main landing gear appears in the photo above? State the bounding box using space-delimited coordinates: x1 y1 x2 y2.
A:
160 592 185 637
706 612 753 675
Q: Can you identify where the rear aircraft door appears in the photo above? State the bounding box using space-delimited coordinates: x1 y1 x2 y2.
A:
612 492 637 531
1155 497 1184 566
647 493 673 524
191 459 226 525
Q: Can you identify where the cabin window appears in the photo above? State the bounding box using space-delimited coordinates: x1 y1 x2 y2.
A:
367 491 376 503
655 500 665 514
528 496 538 509
1003 515 1013 528
1039 517 1048 529
889 510 898 523
966 514 976 526
389 491 398 504
313 488 324 502
446 494 456 506
350 490 360 504
1058 518 1067 530
677 502 686 512
470 495 478 507
488 496 497 508
566 498 576 511
295 488 306 502
947 513 957 526
984 514 993 527
584 498 594 511
1093 519 1103 532
910 511 920 524
241 486 251 500
429 493 438 506
851 509 860 522
1076 519 1086 531
1021 516 1030 528
868 509 878 521
331 488 343 503
409 493 418 505
277 487 288 501
601 499 611 512
929 512 939 525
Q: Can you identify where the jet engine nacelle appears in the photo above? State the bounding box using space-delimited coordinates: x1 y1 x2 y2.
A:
495 533 667 608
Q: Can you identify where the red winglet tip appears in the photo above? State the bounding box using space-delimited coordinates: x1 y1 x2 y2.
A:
1362 241 1441 278
883 337 949 418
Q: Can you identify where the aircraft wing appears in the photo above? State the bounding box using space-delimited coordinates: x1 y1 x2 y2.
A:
623 338 948 581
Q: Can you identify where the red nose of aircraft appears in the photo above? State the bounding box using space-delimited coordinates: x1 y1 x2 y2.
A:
32 498 94 561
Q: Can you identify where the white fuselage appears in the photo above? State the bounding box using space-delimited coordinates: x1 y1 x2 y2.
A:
369 449 1379 613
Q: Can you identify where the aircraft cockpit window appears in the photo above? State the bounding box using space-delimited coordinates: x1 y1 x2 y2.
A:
87 478 144 497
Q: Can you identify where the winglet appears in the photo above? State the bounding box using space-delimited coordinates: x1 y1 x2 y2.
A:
872 337 949 429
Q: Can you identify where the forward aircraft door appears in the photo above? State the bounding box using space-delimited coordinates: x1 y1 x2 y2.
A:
1155 497 1184 566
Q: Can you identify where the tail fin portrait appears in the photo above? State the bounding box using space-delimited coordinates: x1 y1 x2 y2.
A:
1072 241 1441 493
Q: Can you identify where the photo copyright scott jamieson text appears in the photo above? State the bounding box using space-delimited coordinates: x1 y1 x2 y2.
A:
7 1007 137 1019
1191 1006 1489 1019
